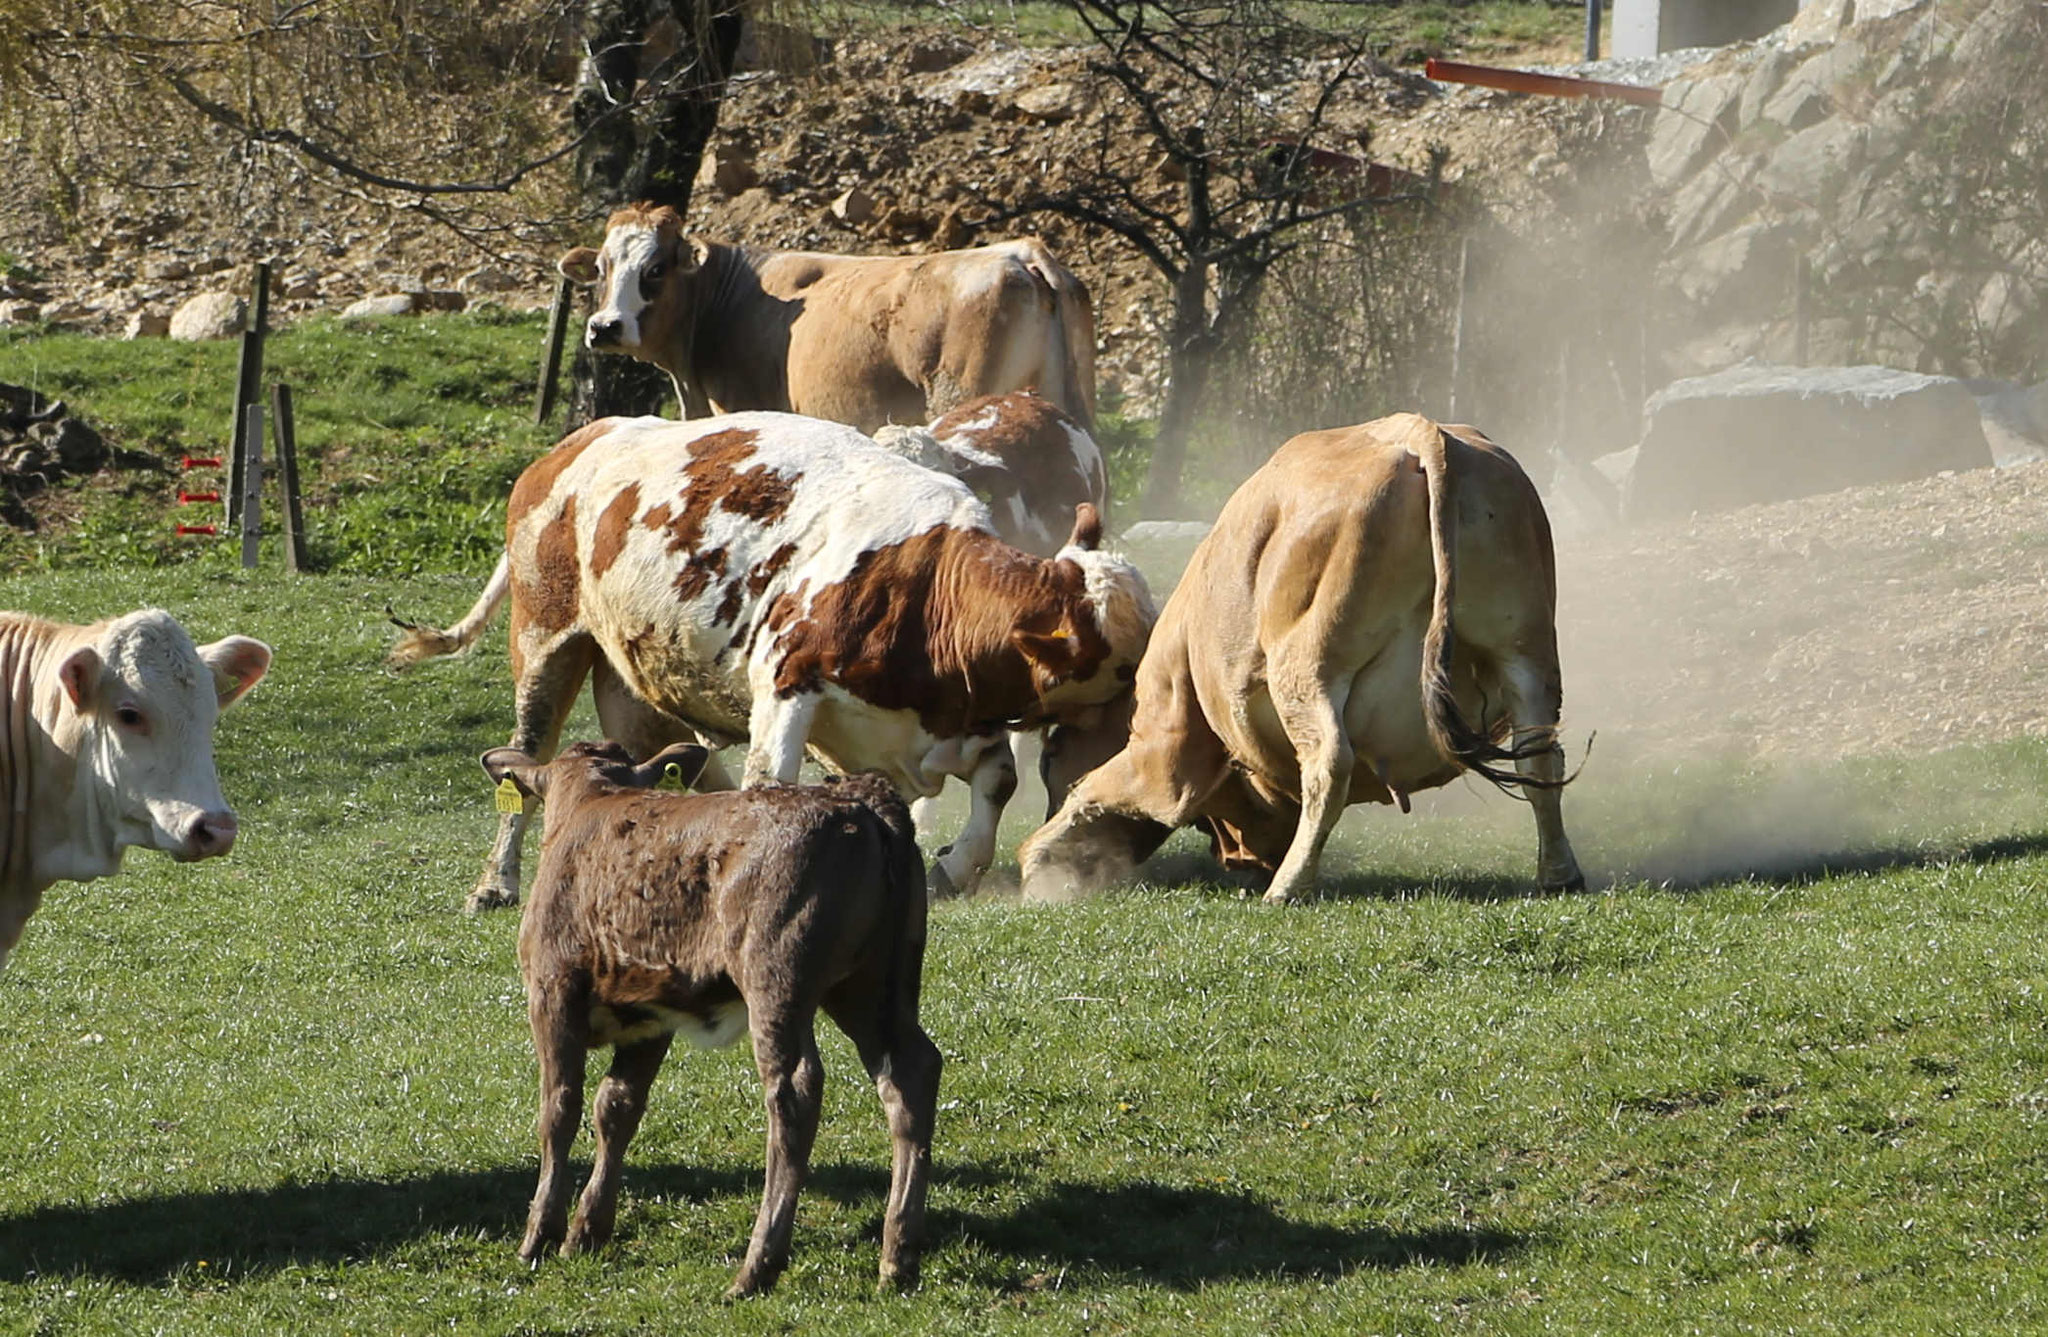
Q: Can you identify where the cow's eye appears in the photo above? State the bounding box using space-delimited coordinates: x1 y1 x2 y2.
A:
115 704 146 731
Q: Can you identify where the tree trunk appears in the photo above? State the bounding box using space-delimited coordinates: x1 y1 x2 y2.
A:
1140 254 1215 518
566 0 745 426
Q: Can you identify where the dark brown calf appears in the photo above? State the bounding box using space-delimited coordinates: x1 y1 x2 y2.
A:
482 740 940 1297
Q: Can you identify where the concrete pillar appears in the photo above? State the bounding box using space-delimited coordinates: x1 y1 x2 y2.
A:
1612 0 1804 57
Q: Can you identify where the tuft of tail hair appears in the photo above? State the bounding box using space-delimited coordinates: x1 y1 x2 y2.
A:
1415 426 1570 794
386 553 511 670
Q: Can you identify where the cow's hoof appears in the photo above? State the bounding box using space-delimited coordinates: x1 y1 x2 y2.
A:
466 884 519 915
1260 888 1302 906
877 1261 920 1294
1542 872 1588 895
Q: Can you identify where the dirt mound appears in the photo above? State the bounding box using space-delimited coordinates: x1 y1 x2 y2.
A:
1561 460 2048 765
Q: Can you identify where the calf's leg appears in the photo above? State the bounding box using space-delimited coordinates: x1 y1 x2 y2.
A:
521 979 587 1264
565 1034 674 1255
827 995 941 1293
731 1015 825 1298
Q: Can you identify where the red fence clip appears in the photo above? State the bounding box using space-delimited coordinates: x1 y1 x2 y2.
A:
181 456 225 470
178 491 222 504
174 524 219 536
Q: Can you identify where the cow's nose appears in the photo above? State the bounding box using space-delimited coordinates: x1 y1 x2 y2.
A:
587 316 623 347
185 811 238 859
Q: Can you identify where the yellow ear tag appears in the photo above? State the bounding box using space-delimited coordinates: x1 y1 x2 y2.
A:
494 778 526 814
658 761 686 791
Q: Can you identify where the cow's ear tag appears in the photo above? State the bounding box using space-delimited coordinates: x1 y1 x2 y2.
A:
494 778 527 814
659 762 687 791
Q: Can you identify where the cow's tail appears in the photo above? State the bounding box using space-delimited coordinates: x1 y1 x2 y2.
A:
1417 425 1565 793
386 552 511 669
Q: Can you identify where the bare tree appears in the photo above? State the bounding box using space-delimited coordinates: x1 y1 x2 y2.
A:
996 0 1443 515
0 0 742 407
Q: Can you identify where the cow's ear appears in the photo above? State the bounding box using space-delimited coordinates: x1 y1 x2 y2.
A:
681 238 710 275
56 645 101 710
1011 626 1079 685
198 636 272 711
629 742 710 791
481 747 548 799
559 246 601 285
1066 502 1102 552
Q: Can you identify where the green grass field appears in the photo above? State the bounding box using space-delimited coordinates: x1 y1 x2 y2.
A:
2 313 2047 1332
1 566 2046 1333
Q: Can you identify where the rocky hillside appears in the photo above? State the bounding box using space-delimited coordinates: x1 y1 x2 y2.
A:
1646 0 2047 382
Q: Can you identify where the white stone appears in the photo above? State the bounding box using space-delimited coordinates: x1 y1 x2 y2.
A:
168 291 246 341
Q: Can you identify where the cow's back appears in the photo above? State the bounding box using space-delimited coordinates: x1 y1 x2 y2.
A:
523 413 995 739
538 783 910 992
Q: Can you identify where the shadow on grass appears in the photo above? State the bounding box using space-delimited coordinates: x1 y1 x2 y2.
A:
1132 848 1558 906
1134 825 2048 905
1615 828 2048 894
0 1159 1519 1290
939 1178 1526 1286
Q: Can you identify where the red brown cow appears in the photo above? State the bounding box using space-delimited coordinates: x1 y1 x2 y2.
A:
390 411 1154 909
1019 412 1582 904
558 202 1097 431
485 740 937 1296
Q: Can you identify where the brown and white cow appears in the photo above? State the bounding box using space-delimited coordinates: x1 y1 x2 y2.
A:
0 609 271 968
557 203 1097 431
485 740 937 1297
871 391 1109 558
1018 412 1583 905
390 411 1154 910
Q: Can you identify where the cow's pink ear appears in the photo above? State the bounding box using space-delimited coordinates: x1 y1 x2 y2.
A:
199 636 272 710
56 646 101 710
559 246 601 284
1067 503 1102 552
481 747 547 799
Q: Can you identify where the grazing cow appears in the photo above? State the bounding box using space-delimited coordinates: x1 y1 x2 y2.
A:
557 202 1097 431
389 411 1154 910
485 740 937 1296
0 609 271 968
871 391 1109 557
1018 412 1583 905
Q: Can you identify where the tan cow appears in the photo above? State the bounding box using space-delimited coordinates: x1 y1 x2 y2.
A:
1018 413 1583 905
0 609 271 967
390 411 1153 910
557 202 1097 431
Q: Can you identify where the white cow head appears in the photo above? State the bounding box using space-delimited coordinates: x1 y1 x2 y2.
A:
46 609 271 880
558 203 708 364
